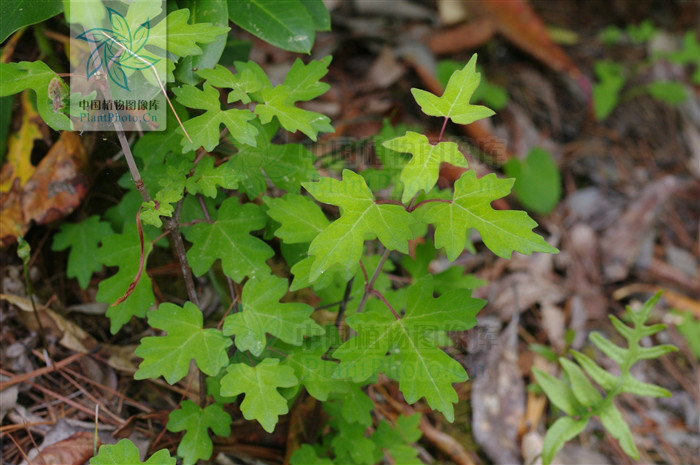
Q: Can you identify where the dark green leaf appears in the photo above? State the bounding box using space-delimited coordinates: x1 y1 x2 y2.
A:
228 0 315 53
0 0 63 43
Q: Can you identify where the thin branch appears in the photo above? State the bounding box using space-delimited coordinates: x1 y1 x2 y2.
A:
334 277 355 329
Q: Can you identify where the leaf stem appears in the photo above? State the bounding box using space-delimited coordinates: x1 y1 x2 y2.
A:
408 198 452 212
356 248 391 314
438 116 449 143
370 289 400 320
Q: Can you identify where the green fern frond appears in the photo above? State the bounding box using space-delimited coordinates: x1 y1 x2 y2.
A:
533 291 677 464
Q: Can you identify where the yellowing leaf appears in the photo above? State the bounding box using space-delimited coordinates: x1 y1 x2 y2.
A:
0 93 40 191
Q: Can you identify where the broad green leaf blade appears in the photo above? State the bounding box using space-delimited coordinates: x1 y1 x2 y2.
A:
90 439 175 465
410 54 495 125
645 81 687 105
503 147 561 214
334 383 374 426
532 368 584 416
372 414 423 465
333 276 483 421
570 351 618 392
274 330 349 401
167 400 232 465
174 84 257 151
185 197 273 283
263 194 329 243
197 64 263 104
0 0 63 42
541 416 588 465
420 171 558 261
0 61 72 131
300 0 330 31
95 224 155 334
559 358 603 408
228 0 315 53
382 132 468 203
593 60 626 121
185 156 240 197
598 402 639 459
227 121 318 199
134 302 232 384
51 216 113 289
302 170 417 281
149 9 229 58
254 85 332 141
220 359 298 432
283 56 332 101
222 276 323 356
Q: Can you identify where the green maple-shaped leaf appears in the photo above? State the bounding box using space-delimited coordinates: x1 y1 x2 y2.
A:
226 121 318 199
302 170 416 282
134 301 232 384
372 414 423 465
51 216 114 289
271 329 348 401
90 439 175 465
283 56 332 101
173 83 257 152
254 85 333 141
223 276 323 356
263 194 329 243
185 156 240 198
197 63 269 104
0 61 71 130
382 131 468 203
411 54 494 125
167 400 232 465
148 9 230 58
419 171 559 261
184 197 273 283
220 359 298 433
95 224 155 334
333 276 484 421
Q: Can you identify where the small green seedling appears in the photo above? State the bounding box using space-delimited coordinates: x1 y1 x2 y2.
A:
533 292 677 465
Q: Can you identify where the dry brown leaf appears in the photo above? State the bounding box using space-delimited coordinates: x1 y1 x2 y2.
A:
600 175 679 282
22 131 88 225
31 431 96 465
0 128 88 246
